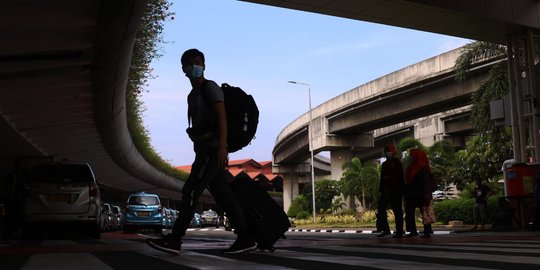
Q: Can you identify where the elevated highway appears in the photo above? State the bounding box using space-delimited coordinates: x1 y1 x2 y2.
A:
273 47 492 165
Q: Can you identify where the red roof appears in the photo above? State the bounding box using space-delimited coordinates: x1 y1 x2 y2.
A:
228 159 255 166
175 165 191 174
259 161 272 167
228 168 245 177
175 159 282 183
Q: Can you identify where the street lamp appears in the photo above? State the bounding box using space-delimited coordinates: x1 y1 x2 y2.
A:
287 80 316 223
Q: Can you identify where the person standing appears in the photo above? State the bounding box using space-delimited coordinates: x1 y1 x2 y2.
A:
472 177 492 230
147 48 256 255
2 159 29 241
404 148 436 238
534 174 540 231
376 144 405 238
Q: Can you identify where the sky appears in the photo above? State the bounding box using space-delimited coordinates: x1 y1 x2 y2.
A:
141 0 471 166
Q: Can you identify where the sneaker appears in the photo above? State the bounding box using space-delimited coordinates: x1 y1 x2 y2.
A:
146 234 182 255
222 235 257 255
376 231 391 237
404 232 419 238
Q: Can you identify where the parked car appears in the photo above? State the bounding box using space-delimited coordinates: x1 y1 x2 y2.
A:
201 209 220 228
111 205 123 231
162 208 172 229
100 203 113 231
170 209 178 224
221 212 231 231
190 213 202 228
123 192 163 234
23 161 102 239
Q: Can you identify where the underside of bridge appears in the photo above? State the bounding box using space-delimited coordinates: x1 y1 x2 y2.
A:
0 0 187 201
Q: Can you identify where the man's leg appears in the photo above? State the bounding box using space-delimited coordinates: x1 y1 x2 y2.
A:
391 197 404 237
376 194 390 237
147 152 214 255
472 204 480 229
480 203 487 230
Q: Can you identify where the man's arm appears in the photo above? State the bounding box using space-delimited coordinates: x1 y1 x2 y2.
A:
213 101 228 169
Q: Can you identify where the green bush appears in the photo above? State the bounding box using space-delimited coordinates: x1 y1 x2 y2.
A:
296 210 311 220
433 197 499 224
287 195 309 217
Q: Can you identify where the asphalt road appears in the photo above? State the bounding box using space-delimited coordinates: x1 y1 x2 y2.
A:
1 227 540 270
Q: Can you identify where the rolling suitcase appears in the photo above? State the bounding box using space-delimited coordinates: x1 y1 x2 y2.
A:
230 177 291 251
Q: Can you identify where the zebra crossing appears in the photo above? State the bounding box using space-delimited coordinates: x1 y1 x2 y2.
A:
2 233 540 269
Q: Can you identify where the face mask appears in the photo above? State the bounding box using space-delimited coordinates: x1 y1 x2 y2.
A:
185 65 204 79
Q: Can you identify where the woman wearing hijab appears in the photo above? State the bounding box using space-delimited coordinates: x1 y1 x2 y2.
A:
404 148 436 238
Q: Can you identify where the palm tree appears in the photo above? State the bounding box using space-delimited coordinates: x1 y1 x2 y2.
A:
454 41 508 132
339 158 380 211
453 41 513 186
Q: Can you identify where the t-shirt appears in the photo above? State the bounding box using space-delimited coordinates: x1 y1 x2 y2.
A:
474 183 491 204
187 80 224 148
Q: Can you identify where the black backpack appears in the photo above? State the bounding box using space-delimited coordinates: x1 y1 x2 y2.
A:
201 81 259 153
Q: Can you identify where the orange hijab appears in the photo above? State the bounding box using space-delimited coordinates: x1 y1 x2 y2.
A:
405 148 430 185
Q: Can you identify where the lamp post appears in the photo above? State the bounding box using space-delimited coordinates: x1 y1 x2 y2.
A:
287 80 316 223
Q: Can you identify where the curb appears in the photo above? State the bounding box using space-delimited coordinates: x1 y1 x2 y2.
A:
288 228 455 235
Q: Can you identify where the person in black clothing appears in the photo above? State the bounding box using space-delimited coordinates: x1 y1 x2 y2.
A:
2 159 28 241
376 144 405 238
404 148 436 238
532 174 540 231
146 48 256 255
472 177 492 230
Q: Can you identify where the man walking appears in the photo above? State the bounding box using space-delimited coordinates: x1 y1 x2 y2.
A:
146 48 256 255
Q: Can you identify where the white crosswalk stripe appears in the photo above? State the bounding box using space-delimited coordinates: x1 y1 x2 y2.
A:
5 238 540 269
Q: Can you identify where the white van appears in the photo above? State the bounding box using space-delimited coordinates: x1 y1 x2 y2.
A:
24 161 102 239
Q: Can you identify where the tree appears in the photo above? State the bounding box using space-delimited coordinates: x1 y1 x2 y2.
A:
397 137 426 169
300 179 340 213
452 41 513 189
452 131 512 190
427 140 457 190
454 41 508 132
339 158 380 210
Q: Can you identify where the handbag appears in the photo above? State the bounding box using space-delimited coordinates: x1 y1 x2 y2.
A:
422 200 436 224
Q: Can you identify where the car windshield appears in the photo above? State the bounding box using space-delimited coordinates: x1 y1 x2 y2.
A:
128 195 159 206
203 211 217 217
32 164 93 183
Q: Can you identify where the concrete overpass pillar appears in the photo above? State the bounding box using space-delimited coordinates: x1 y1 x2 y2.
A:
282 173 299 213
330 149 356 180
330 149 358 209
273 164 310 212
